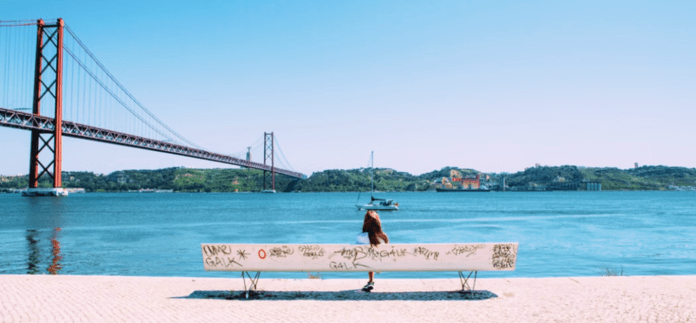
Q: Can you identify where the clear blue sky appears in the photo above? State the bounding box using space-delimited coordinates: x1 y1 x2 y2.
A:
2 0 695 176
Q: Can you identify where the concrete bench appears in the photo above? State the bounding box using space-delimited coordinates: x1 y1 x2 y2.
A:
201 242 518 297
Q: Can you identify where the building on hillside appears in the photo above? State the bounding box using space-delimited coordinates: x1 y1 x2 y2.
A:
434 172 484 190
449 170 462 178
459 174 480 189
584 181 601 191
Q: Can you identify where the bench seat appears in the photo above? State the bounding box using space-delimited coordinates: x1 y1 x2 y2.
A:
202 243 518 297
202 243 518 272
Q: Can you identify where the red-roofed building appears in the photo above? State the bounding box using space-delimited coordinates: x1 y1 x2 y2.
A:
461 174 480 189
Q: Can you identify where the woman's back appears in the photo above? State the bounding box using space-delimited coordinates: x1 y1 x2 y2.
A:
362 210 389 246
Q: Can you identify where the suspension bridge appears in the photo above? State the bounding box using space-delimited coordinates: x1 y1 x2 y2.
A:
0 18 305 194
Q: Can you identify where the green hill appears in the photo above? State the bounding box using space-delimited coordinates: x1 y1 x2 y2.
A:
2 165 695 192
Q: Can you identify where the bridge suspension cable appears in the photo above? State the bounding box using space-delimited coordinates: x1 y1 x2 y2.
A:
0 22 35 112
61 24 205 150
274 136 297 172
229 134 264 160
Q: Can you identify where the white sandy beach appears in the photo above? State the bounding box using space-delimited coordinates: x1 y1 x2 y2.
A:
1 275 694 322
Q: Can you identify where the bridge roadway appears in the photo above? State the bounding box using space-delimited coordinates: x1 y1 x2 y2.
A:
0 107 305 179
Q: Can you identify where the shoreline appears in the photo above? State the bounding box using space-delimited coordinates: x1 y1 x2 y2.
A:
3 189 696 194
1 275 694 322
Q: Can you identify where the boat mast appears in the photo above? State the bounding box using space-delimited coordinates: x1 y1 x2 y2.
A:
370 151 374 198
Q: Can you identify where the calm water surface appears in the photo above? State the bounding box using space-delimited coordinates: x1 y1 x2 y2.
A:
0 191 694 279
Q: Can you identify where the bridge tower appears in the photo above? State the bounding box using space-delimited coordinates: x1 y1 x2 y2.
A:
28 19 64 189
263 132 275 191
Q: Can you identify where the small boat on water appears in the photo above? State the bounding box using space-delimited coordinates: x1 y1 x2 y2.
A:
261 189 276 193
358 196 399 210
355 152 399 211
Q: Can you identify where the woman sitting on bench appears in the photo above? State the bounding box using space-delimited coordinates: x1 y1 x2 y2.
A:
359 210 389 292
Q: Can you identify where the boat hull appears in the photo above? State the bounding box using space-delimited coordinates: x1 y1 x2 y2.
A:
435 188 490 192
356 204 399 211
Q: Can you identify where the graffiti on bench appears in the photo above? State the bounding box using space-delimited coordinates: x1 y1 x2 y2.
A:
202 243 518 272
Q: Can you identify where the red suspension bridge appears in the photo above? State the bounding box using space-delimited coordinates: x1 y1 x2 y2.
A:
0 19 305 193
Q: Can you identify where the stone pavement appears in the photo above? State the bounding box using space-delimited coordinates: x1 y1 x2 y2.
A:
1 275 695 322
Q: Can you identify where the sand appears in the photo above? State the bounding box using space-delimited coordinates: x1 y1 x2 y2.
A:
1 274 694 322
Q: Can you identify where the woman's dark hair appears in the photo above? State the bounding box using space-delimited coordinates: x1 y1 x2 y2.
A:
362 211 389 246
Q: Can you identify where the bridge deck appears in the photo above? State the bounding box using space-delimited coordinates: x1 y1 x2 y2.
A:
0 107 304 179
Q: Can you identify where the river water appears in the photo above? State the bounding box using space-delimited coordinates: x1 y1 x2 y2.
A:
0 191 694 279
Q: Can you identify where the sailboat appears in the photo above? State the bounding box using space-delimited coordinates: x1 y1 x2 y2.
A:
355 152 399 211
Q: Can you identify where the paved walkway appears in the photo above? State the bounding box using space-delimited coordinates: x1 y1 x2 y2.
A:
1 275 695 322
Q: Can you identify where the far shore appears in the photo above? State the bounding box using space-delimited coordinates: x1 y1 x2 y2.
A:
3 189 696 194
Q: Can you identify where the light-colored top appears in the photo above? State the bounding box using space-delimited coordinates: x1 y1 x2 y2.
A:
356 232 370 245
355 233 386 245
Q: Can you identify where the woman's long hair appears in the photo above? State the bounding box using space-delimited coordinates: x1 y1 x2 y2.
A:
362 211 389 246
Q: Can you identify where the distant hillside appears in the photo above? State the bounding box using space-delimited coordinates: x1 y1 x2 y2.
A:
0 168 300 193
490 165 694 191
579 166 696 190
2 165 695 192
292 168 431 192
503 165 584 188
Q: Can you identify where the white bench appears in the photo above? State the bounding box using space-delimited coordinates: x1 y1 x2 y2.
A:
201 243 518 297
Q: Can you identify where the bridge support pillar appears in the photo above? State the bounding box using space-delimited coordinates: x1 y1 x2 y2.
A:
263 132 275 192
28 18 64 189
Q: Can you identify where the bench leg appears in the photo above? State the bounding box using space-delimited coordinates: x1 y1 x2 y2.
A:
241 271 261 299
458 271 477 293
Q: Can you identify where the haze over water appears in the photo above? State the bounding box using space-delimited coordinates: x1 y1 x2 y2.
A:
0 191 694 279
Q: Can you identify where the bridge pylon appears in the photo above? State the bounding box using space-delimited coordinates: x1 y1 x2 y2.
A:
263 132 275 191
28 18 64 189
